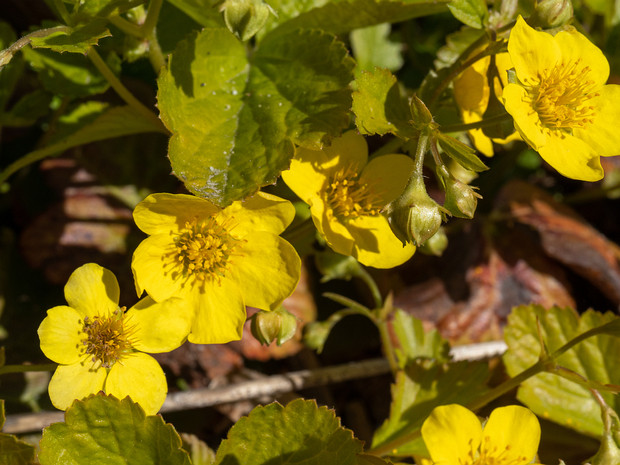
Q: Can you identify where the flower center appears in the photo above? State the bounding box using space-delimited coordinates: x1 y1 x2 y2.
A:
532 59 599 130
80 309 135 369
467 436 528 465
326 166 383 219
174 217 240 282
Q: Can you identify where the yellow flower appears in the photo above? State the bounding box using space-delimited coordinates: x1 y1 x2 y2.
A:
502 16 620 181
281 131 416 268
421 404 542 465
131 191 301 344
38 263 191 414
454 52 519 157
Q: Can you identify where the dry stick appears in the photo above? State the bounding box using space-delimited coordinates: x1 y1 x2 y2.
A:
2 341 507 434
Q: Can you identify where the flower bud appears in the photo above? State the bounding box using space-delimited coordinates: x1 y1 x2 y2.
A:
409 95 436 131
220 0 273 41
419 226 448 256
384 174 445 247
530 0 573 28
250 307 298 346
443 176 481 219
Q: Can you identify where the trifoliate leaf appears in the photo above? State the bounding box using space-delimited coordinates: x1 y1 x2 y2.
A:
39 394 191 465
214 398 363 465
352 67 415 138
371 360 488 456
447 0 488 28
158 27 354 206
29 20 111 53
503 305 620 437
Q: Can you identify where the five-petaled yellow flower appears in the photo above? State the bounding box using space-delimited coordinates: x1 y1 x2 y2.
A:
281 131 416 268
502 16 620 181
38 263 191 414
421 404 542 465
131 191 301 344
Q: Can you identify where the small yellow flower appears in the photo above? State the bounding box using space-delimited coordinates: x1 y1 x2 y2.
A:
454 52 519 157
502 16 620 181
131 191 301 344
281 131 416 268
38 263 191 414
421 404 542 465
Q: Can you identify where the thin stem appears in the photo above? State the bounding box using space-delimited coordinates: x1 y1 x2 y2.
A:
0 26 70 67
355 267 382 309
0 363 57 376
87 48 166 131
377 319 399 374
109 15 143 38
53 0 72 24
414 131 429 175
371 136 405 158
142 0 166 73
440 113 513 133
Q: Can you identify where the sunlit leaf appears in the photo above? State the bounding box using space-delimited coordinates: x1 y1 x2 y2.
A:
447 0 488 28
214 398 363 465
158 27 354 206
350 23 403 74
503 305 620 437
391 309 450 366
371 360 488 456
436 133 489 172
29 20 111 53
39 394 191 465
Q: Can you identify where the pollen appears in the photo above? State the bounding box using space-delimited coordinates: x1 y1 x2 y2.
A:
531 59 599 130
174 216 241 282
472 436 528 465
79 309 136 369
326 166 383 219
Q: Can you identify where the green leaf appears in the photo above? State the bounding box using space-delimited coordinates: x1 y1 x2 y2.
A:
70 0 147 20
0 21 22 111
352 67 415 138
436 133 488 172
22 46 116 97
350 23 403 74
391 309 450 366
165 0 225 28
371 359 489 456
0 89 53 127
39 394 191 465
447 0 488 28
158 27 354 206
29 20 111 53
214 398 363 465
0 434 35 465
263 0 450 37
0 103 166 185
181 433 216 465
503 305 620 437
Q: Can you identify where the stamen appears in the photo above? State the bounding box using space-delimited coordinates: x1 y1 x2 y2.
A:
79 308 137 369
325 166 383 219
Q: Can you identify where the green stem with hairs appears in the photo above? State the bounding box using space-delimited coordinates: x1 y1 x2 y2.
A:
142 0 165 72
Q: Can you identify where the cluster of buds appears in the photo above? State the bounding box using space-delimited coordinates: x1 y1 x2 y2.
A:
250 307 298 346
218 0 274 41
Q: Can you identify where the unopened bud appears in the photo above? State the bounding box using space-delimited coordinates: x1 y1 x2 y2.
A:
220 0 273 41
443 177 481 219
384 174 446 247
530 0 573 28
419 226 448 256
409 95 436 131
250 307 297 346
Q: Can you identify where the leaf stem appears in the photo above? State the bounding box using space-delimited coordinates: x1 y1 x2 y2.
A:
109 15 144 38
87 48 164 130
0 26 71 68
0 363 57 376
142 0 166 73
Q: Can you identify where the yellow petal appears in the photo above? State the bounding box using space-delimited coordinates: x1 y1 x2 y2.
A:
554 27 609 86
538 133 603 181
188 279 246 344
421 404 482 464
131 234 186 301
575 85 620 158
323 130 368 172
508 16 560 85
106 352 167 415
127 297 192 353
360 154 414 205
48 363 107 410
481 405 541 464
64 263 119 318
318 209 356 257
348 215 415 268
38 306 84 365
453 55 490 113
281 154 327 204
503 84 547 149
228 232 301 310
133 193 219 235
219 191 296 237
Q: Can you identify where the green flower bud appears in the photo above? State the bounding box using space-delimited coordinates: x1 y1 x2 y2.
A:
530 0 573 28
419 226 448 256
409 95 436 131
250 307 298 346
443 176 481 219
384 174 446 247
220 0 273 41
